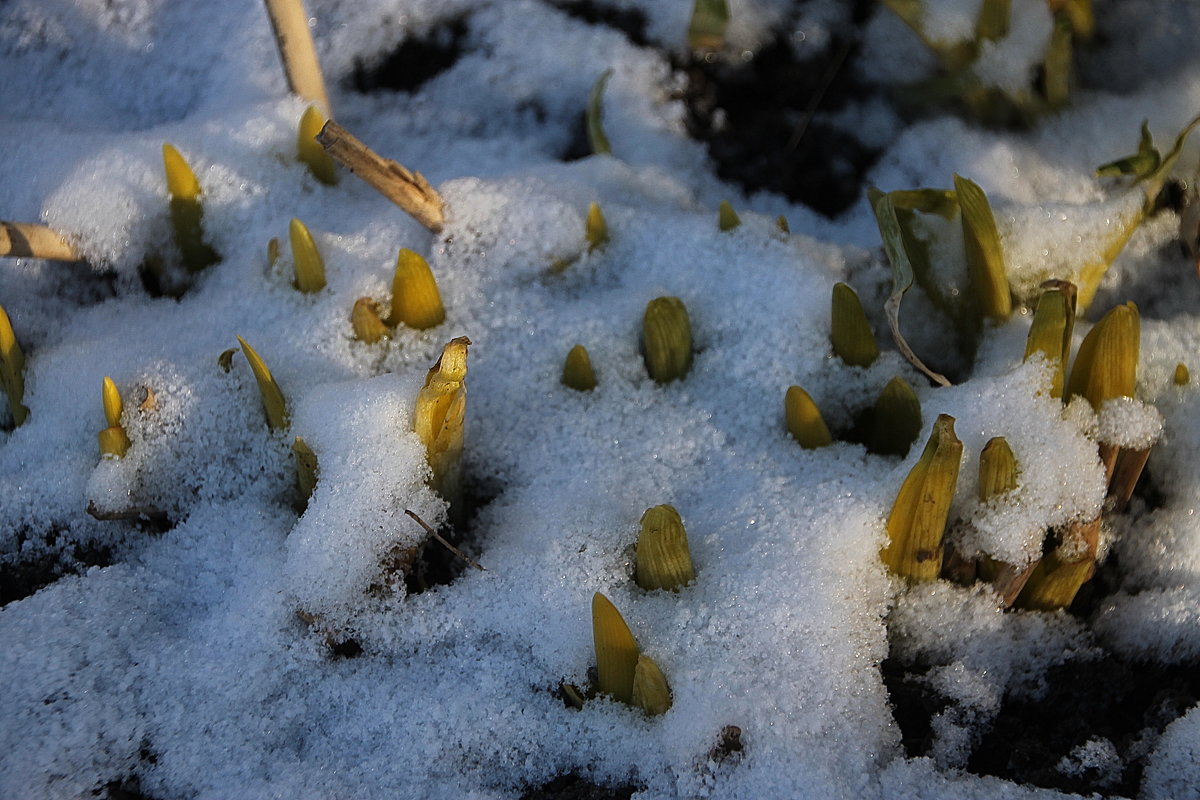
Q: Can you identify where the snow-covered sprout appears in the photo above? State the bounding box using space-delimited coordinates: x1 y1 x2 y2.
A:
351 298 390 344
881 0 1091 125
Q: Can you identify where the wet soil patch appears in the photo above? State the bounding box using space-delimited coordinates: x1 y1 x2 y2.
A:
970 655 1200 796
676 4 882 218
520 774 639 800
350 17 469 95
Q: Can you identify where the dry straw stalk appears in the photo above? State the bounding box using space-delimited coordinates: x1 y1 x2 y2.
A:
0 221 79 261
317 121 445 233
263 0 331 115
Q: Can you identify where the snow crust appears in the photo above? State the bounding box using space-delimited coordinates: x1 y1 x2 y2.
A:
2 1 1200 799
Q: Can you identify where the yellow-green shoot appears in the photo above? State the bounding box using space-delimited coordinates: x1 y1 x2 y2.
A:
688 0 729 51
413 337 470 513
562 344 597 392
162 143 219 273
785 386 832 450
1023 281 1076 398
1066 302 1139 413
717 201 741 232
289 218 326 293
236 336 289 431
642 297 692 384
390 248 446 330
635 505 695 591
0 304 28 426
297 105 338 185
830 282 879 367
98 377 131 458
880 414 963 581
592 592 639 704
587 70 613 156
351 298 390 344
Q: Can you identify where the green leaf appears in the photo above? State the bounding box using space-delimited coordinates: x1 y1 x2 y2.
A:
868 188 951 387
1096 120 1160 179
954 174 1011 320
889 188 959 218
236 336 289 431
975 0 1010 42
1141 113 1200 208
1041 12 1073 109
587 70 613 156
687 0 729 51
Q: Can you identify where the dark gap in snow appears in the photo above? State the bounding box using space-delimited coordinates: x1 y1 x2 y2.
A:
674 4 883 219
1 540 115 607
559 112 593 163
93 775 159 800
1130 464 1167 512
1067 553 1126 620
349 17 470 95
402 473 501 595
543 0 650 48
519 773 639 800
327 636 365 660
881 658 949 758
969 655 1200 796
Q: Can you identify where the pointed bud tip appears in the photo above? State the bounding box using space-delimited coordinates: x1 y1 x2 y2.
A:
562 344 597 391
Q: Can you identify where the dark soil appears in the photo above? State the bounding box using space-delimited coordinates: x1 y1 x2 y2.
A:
350 17 469 94
675 2 882 218
402 473 500 595
1 540 115 607
93 777 159 800
885 646 1200 797
881 659 950 759
971 656 1200 796
520 774 638 800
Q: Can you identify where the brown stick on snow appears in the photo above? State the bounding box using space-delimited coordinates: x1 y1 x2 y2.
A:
263 0 331 115
0 221 79 261
317 121 445 233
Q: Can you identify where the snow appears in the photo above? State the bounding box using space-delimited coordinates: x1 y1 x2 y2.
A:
3 1 1200 799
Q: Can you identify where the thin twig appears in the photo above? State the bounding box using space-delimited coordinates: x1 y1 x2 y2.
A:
786 38 853 152
263 0 331 115
318 121 445 233
0 221 79 261
405 509 485 571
